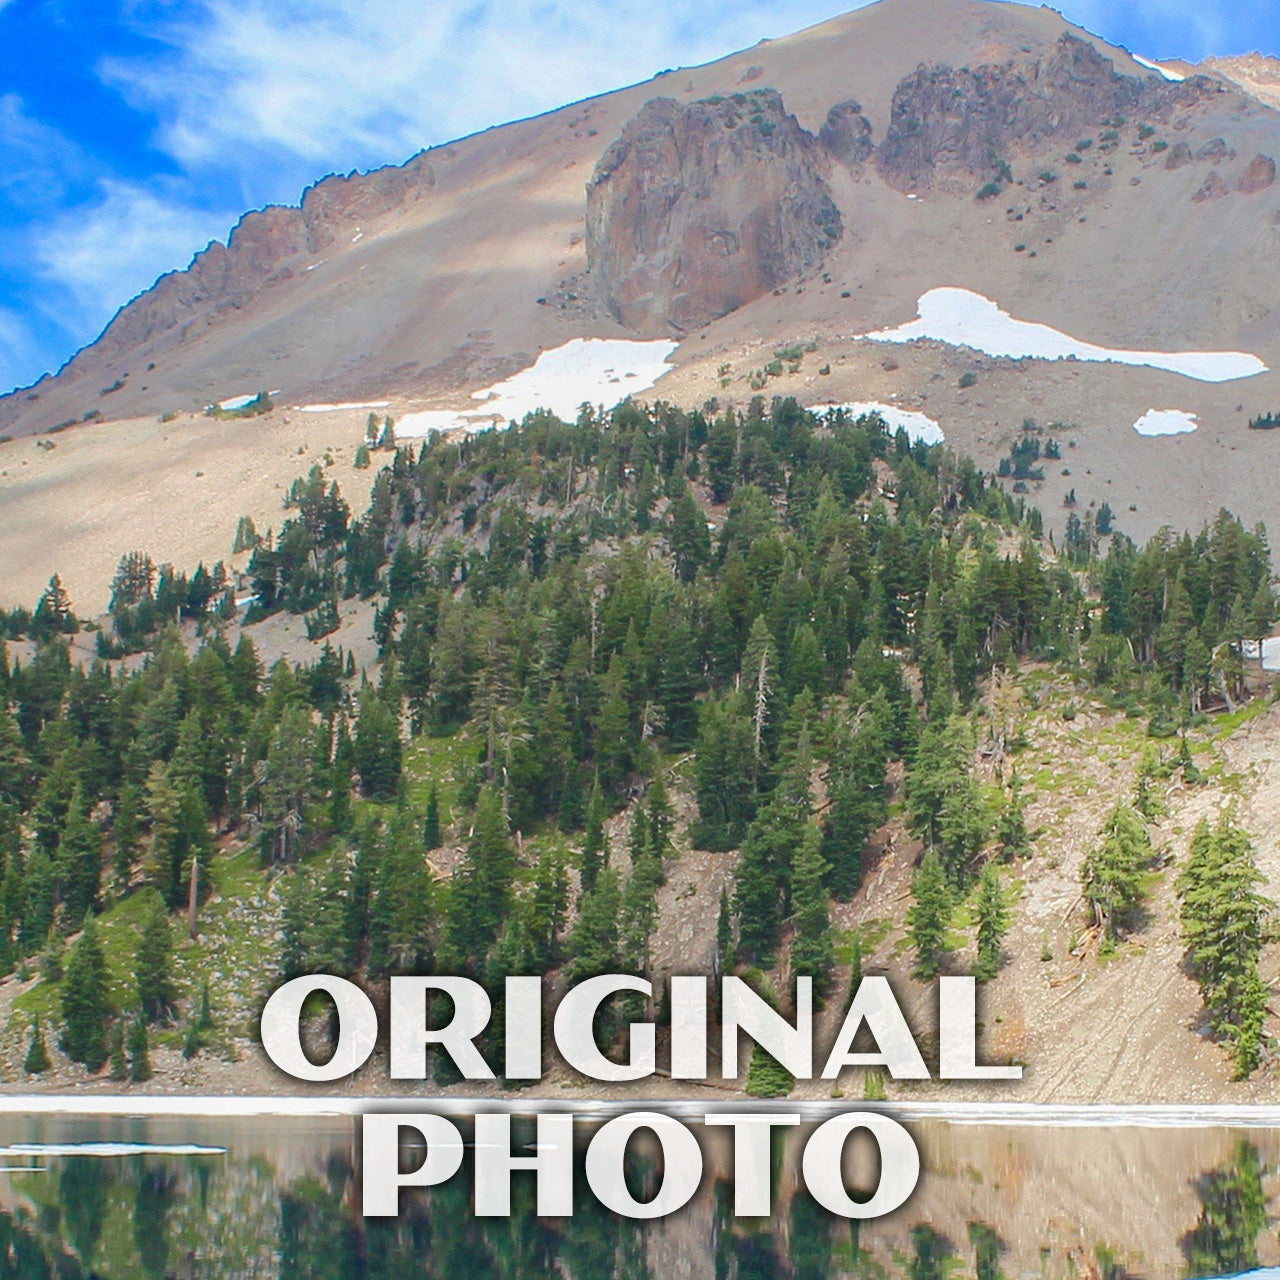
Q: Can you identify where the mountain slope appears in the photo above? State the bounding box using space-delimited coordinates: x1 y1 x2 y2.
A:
4 0 1280 560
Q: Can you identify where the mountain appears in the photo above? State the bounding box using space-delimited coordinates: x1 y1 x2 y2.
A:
4 0 1280 589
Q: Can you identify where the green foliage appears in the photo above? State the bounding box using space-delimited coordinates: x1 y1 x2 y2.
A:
1184 1140 1268 1276
127 1013 152 1082
23 1013 50 1074
744 1041 795 1097
1082 804 1152 938
60 916 111 1070
1178 814 1273 1078
134 897 176 1023
974 862 1009 981
908 850 953 980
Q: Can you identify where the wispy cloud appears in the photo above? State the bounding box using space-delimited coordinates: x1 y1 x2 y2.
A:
31 179 235 327
101 0 857 189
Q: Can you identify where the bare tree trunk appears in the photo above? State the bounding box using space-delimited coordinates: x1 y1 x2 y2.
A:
187 854 199 941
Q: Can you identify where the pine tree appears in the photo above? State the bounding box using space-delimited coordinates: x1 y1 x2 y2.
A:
440 787 513 971
908 850 953 980
1082 803 1151 938
112 780 141 890
109 1021 128 1081
422 783 442 849
789 826 834 994
134 898 175 1023
56 785 102 923
127 1014 152 1082
23 1014 50 1074
995 777 1031 860
974 862 1009 981
60 917 110 1070
20 846 54 953
734 743 813 964
580 783 608 892
716 888 733 970
1178 814 1274 1078
744 1042 795 1098
566 868 622 983
368 807 435 973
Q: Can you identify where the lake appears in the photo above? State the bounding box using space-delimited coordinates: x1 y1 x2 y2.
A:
0 1107 1274 1278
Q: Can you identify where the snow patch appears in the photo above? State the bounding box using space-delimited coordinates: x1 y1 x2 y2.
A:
398 338 678 438
216 394 258 411
296 401 390 413
0 1142 225 1158
862 288 1266 383
815 401 945 445
1133 409 1198 436
1134 53 1185 82
352 231 363 243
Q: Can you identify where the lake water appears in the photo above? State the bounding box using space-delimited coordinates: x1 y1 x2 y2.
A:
0 1109 1275 1278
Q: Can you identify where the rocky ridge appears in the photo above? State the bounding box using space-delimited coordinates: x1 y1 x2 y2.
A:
584 90 842 333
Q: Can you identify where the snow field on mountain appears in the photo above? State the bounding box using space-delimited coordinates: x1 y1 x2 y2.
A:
397 338 678 437
863 288 1266 383
1133 409 1199 436
814 402 945 445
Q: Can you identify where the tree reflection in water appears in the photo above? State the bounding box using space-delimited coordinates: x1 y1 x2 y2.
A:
0 1125 1273 1279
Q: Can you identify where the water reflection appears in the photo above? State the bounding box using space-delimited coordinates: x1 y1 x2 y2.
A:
0 1116 1274 1279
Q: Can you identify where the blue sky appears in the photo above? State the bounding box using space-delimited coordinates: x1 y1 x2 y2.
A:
0 0 1273 395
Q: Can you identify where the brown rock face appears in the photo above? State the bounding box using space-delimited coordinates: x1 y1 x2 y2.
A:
585 90 841 333
1196 137 1235 162
820 100 875 169
74 153 436 372
1164 141 1194 170
1192 171 1230 202
1238 153 1277 194
878 33 1208 192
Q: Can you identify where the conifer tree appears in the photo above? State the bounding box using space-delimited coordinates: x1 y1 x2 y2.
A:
56 785 101 923
127 1014 151 1082
19 847 54 953
1082 803 1151 938
422 783 442 850
744 1042 795 1098
60 917 110 1070
23 1014 50 1074
1178 814 1274 1078
974 862 1009 981
566 867 622 983
112 780 140 890
580 783 608 892
109 1021 128 1081
369 807 435 973
716 887 733 971
908 850 953 980
134 898 175 1023
789 826 834 994
441 787 513 971
995 778 1031 861
734 741 814 964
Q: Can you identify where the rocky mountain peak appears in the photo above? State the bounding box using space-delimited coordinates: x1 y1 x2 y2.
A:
878 33 1213 193
585 90 841 334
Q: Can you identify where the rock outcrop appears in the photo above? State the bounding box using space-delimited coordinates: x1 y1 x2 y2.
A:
585 91 841 333
878 33 1210 193
1238 153 1277 194
67 153 436 372
1192 171 1230 202
819 100 875 169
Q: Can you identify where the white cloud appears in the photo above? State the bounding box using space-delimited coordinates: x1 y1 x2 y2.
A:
31 180 236 333
101 0 858 182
